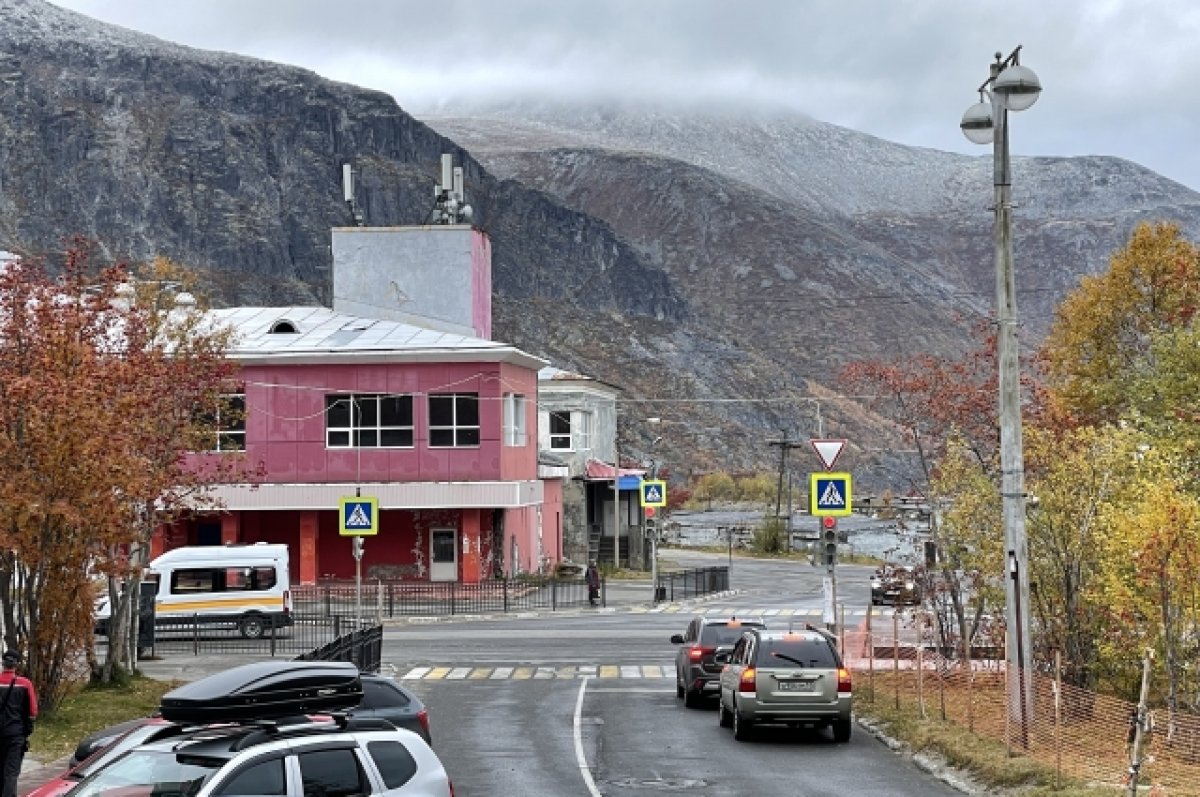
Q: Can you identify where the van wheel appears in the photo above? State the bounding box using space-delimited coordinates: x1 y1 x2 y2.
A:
239 614 266 639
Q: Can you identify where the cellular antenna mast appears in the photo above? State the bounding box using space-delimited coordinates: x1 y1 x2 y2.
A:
342 163 364 226
428 153 473 225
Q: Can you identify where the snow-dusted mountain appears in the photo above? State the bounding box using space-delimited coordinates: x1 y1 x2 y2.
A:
6 0 1200 485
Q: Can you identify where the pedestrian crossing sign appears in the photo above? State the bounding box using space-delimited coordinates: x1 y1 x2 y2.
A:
339 496 379 535
640 479 667 508
809 472 852 517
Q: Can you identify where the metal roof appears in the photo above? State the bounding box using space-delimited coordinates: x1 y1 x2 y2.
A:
208 307 546 369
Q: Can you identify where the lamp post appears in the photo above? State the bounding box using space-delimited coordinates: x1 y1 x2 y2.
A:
961 46 1041 746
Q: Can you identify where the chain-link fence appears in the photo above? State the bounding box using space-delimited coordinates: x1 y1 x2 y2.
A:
843 622 1200 795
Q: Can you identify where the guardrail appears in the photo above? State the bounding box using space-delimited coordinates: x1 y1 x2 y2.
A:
144 613 360 656
292 576 604 618
654 566 729 603
295 624 383 674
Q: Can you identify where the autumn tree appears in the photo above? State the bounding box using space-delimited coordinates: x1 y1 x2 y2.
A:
0 247 246 705
1022 424 1142 690
1041 221 1200 428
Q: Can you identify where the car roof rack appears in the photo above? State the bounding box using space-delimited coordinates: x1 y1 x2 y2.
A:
229 715 400 752
160 661 363 725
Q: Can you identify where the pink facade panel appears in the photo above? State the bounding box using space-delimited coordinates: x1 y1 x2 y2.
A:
237 361 537 485
471 231 492 339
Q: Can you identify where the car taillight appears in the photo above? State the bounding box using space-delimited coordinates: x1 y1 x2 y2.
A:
688 645 714 661
739 667 756 693
837 667 852 692
417 708 430 736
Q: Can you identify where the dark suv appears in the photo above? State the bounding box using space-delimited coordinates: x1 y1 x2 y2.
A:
671 616 766 707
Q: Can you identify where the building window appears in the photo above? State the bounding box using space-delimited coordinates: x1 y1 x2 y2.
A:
503 393 526 447
573 410 594 450
326 394 414 448
194 392 245 452
549 411 572 450
429 393 480 447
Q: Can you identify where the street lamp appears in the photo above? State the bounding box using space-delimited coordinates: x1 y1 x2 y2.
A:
961 46 1041 746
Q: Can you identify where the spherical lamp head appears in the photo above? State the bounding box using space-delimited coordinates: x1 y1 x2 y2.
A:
994 63 1042 111
960 101 994 145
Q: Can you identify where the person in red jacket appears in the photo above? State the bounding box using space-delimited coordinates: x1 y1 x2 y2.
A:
0 649 36 797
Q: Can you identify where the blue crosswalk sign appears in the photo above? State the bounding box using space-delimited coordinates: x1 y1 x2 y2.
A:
809 473 852 517
640 480 667 507
339 496 379 535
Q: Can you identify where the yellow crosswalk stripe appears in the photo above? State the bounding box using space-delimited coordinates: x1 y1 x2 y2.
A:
512 667 533 679
599 665 619 679
469 668 492 679
426 667 450 680
396 663 677 681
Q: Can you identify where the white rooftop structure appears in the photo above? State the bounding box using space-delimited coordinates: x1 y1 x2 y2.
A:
209 306 545 369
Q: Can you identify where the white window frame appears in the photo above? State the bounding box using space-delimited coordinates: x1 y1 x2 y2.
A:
572 410 594 451
325 393 414 449
503 393 527 447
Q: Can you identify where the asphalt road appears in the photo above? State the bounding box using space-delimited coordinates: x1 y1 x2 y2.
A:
385 552 959 796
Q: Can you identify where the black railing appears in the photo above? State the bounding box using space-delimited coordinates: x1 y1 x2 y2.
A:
292 576 603 618
655 566 729 603
145 613 355 656
295 624 383 673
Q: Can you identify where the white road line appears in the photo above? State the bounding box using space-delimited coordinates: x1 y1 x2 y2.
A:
490 667 513 680
573 678 602 797
401 667 430 680
446 667 471 680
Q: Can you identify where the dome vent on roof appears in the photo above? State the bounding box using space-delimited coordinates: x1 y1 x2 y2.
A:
269 319 299 334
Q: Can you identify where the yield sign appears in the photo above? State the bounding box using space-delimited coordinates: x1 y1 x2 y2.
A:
810 439 847 470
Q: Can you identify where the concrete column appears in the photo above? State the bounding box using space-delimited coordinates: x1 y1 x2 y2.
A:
299 510 319 585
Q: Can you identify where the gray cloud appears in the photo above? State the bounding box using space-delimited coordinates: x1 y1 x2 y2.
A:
52 0 1200 190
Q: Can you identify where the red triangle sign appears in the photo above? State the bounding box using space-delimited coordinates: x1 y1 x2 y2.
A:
811 439 846 470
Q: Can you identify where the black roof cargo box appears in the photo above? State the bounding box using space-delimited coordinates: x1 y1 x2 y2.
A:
159 660 363 723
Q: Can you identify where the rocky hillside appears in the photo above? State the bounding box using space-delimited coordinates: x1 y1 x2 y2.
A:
5 2 1200 490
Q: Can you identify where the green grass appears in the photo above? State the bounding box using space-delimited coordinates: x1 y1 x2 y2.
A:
32 676 178 762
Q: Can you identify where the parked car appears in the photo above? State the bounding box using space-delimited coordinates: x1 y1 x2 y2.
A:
671 616 766 707
66 661 452 797
716 627 853 742
67 671 430 767
29 720 176 797
870 564 924 606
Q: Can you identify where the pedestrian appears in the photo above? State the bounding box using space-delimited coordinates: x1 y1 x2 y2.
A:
0 649 36 797
585 561 600 607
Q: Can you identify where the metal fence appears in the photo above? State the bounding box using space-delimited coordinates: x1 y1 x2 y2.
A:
654 566 729 603
294 624 383 674
293 576 602 619
843 621 1200 795
144 613 357 656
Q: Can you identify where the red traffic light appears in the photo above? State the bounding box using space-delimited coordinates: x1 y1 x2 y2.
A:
645 506 656 518
821 516 837 529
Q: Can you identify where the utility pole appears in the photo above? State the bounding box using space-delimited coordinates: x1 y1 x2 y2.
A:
768 430 805 520
1126 649 1154 797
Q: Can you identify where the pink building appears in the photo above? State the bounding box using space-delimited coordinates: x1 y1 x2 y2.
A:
156 305 551 585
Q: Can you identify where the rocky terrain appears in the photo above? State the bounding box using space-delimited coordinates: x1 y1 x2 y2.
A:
5 1 1200 490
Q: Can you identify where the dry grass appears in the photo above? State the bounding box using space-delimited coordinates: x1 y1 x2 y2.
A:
32 675 178 761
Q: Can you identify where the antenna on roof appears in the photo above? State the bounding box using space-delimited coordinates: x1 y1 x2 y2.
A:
342 163 364 227
428 153 473 225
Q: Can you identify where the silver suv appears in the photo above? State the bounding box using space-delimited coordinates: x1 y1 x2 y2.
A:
716 627 852 742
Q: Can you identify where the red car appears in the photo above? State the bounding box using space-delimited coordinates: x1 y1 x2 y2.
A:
26 718 170 797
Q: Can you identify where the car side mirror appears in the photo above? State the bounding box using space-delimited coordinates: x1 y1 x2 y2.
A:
714 652 730 665
670 634 684 644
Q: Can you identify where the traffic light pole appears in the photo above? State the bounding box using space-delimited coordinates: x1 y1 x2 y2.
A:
822 516 839 635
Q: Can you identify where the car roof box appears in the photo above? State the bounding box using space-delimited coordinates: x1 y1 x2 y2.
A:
159 661 363 724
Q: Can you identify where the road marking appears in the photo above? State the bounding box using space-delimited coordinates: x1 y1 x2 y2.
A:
446 667 471 680
469 668 492 679
401 666 430 680
573 678 602 797
512 667 533 679
557 666 577 679
599 665 619 679
534 667 555 679
643 665 662 678
589 687 673 694
619 665 641 679
490 667 513 680
426 667 450 680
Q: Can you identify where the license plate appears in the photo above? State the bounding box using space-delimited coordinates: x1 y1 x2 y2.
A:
777 681 813 692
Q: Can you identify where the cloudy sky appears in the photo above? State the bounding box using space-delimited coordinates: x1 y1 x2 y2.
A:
52 0 1200 191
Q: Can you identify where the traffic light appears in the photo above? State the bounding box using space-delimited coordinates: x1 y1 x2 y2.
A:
645 516 658 541
821 516 838 567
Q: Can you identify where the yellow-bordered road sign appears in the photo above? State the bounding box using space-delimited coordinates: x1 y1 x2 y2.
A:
640 480 667 508
809 473 852 517
339 496 379 535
